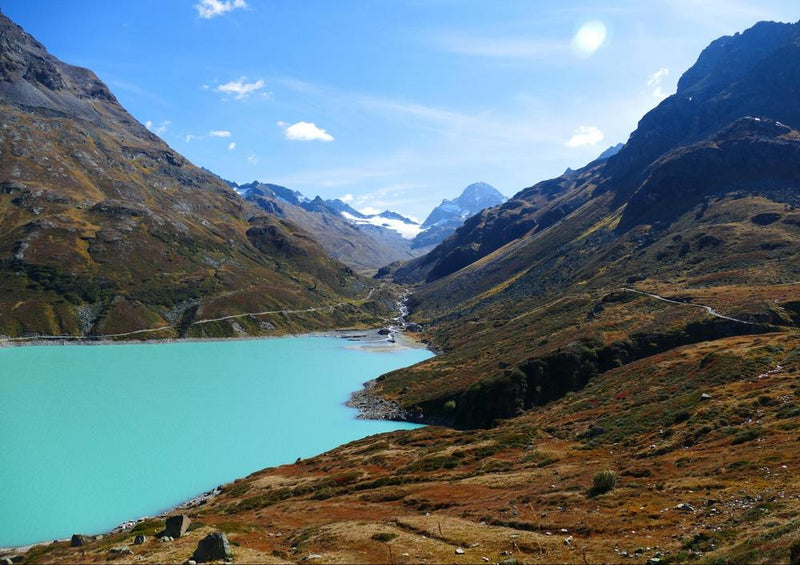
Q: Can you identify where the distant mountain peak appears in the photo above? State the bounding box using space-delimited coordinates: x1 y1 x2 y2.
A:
421 182 506 229
596 143 624 161
413 181 506 249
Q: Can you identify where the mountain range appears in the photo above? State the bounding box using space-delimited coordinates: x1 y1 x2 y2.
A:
226 178 506 272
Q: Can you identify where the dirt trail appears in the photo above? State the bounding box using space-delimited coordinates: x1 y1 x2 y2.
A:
621 287 754 324
2 287 378 342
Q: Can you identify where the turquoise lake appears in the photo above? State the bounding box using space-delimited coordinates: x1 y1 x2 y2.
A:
0 335 432 547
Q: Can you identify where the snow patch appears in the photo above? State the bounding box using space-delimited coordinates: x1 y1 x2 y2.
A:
341 211 423 239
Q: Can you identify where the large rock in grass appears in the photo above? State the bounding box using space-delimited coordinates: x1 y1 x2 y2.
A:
108 545 132 556
163 514 191 538
192 532 232 563
70 534 92 547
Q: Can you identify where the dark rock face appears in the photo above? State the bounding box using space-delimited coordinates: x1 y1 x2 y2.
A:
751 212 782 225
192 532 232 563
605 21 800 203
451 318 774 429
617 117 800 230
163 514 191 538
133 534 146 545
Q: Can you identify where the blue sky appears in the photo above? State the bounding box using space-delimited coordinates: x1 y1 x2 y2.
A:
4 0 800 219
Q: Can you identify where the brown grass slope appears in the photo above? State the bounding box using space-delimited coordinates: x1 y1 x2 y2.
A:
0 12 391 339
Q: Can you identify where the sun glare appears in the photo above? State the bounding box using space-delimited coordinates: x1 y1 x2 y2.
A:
571 20 607 58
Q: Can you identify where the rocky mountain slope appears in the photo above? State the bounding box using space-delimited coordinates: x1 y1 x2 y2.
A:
412 181 507 249
0 12 391 339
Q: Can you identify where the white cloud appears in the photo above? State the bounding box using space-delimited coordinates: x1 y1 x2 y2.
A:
340 194 354 202
279 121 335 142
571 21 607 58
359 206 382 216
228 142 236 150
209 130 232 137
185 134 196 142
565 126 604 148
145 120 171 135
247 153 260 165
647 67 670 99
215 77 265 100
194 0 247 19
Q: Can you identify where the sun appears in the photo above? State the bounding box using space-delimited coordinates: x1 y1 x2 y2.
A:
571 20 607 58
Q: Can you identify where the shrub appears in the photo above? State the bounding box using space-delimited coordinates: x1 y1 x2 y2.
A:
371 532 397 542
589 470 618 496
443 400 457 412
731 427 763 445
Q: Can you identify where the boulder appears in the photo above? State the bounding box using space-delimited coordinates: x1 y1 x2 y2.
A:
133 534 146 545
377 328 392 335
164 514 191 538
791 539 800 565
192 532 232 563
108 545 133 555
405 323 422 332
70 534 92 547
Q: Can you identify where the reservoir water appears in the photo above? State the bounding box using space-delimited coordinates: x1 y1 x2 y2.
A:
0 335 432 547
